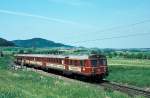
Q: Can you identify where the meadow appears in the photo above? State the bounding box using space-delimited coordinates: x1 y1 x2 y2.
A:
107 58 150 88
0 56 144 98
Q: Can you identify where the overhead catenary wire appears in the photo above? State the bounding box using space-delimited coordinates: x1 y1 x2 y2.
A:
67 19 150 44
91 19 150 34
67 19 150 38
71 32 150 44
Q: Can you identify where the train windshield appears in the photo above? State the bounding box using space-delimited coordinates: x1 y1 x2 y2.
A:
91 60 97 67
91 59 107 67
99 59 107 66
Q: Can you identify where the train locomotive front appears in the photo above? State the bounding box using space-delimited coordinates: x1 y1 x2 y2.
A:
14 54 108 81
76 54 108 80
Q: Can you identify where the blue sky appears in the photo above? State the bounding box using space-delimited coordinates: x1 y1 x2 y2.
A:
0 0 150 48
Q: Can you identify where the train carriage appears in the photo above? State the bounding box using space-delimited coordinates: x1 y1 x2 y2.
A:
14 54 108 80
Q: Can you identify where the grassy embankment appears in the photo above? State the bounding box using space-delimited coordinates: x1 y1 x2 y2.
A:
107 58 150 88
0 56 142 98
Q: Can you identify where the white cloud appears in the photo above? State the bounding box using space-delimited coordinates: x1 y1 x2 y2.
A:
0 9 80 25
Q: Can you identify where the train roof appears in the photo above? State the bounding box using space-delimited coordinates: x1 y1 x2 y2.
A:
15 54 90 60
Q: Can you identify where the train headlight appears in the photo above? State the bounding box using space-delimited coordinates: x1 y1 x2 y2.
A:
82 68 85 71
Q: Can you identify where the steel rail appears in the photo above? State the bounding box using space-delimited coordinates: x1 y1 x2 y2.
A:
100 81 150 98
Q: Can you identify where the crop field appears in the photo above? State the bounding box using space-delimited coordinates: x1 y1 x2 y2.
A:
107 58 150 88
108 58 150 66
1 56 145 98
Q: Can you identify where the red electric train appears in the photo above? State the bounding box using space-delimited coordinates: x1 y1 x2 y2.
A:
14 54 108 80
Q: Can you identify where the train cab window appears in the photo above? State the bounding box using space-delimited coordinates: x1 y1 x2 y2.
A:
91 60 97 67
103 59 107 65
99 59 107 65
99 60 103 65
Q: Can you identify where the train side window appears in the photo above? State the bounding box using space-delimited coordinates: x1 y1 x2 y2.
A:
57 59 59 63
73 60 75 65
51 58 53 62
59 59 61 64
74 60 76 65
53 58 55 63
55 58 57 63
58 59 60 63
54 58 56 63
70 60 73 65
66 59 69 65
56 58 57 63
56 58 58 63
80 60 84 66
74 60 77 66
91 60 97 67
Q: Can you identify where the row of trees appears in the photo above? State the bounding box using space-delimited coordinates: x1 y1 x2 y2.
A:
107 52 150 59
89 49 150 60
18 49 65 54
17 48 150 60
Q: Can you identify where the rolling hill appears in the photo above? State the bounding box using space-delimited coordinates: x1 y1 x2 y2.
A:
12 38 73 48
0 38 15 47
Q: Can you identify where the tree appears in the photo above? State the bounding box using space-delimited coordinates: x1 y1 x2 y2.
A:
147 55 150 60
118 52 123 57
90 49 102 55
136 53 143 59
26 49 33 54
18 50 24 54
108 53 112 58
112 52 117 57
129 53 135 59
0 51 4 57
123 52 128 58
142 54 147 59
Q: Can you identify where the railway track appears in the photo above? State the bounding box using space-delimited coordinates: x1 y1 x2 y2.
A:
13 64 150 98
99 81 150 98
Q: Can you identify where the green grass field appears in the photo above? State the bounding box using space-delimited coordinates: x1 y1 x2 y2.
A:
108 58 150 66
107 58 150 88
1 56 143 98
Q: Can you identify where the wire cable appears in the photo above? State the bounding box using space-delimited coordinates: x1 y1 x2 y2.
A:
66 19 150 44
71 32 150 44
